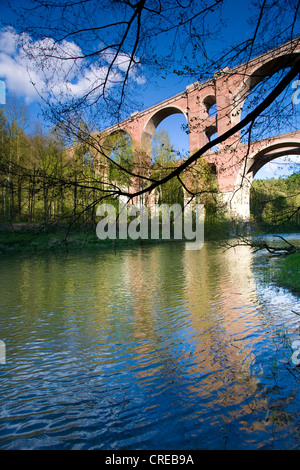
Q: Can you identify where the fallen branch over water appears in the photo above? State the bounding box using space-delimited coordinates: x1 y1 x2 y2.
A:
292 310 300 317
223 235 300 256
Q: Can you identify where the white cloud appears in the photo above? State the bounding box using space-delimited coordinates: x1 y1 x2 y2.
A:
0 27 146 104
104 48 146 85
0 27 17 55
0 28 42 102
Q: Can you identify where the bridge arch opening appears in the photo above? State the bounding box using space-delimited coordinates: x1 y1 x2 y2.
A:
231 141 300 221
143 108 188 207
142 106 189 158
205 125 218 151
248 142 300 178
235 51 300 143
250 152 300 227
242 53 300 99
203 95 217 118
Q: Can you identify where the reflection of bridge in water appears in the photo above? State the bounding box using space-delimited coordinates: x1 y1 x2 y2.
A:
99 38 300 219
110 243 263 419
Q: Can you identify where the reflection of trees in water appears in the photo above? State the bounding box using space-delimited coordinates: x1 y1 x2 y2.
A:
117 242 260 407
4 243 300 440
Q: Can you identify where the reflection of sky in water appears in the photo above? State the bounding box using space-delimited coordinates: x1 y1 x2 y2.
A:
256 283 300 330
260 286 299 307
252 239 300 336
0 239 299 450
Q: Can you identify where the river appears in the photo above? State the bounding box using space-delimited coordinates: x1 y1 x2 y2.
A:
0 237 300 450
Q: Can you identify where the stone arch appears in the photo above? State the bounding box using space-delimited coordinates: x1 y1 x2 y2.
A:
141 105 188 155
202 92 218 147
234 51 300 118
205 124 218 145
230 139 300 220
100 128 134 187
101 128 133 159
203 94 217 117
246 140 300 177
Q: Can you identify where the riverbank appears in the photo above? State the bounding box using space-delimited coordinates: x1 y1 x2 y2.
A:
275 253 300 295
0 223 299 297
0 223 140 253
0 219 233 253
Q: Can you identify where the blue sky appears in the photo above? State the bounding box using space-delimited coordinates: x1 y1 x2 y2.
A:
0 0 299 180
0 5 234 88
0 0 252 114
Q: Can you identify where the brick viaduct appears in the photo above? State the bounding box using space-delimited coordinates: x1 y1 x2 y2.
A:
99 38 300 219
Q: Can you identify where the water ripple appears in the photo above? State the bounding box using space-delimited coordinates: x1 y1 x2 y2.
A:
0 242 300 449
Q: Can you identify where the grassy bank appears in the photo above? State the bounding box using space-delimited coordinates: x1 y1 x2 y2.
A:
0 224 166 253
274 253 300 296
0 218 235 254
0 223 109 253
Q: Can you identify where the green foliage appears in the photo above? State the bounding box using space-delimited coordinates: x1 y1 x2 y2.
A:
109 134 134 186
0 105 105 225
275 253 300 295
204 195 232 240
251 173 300 231
160 171 184 206
101 132 134 188
151 129 178 165
151 128 184 206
